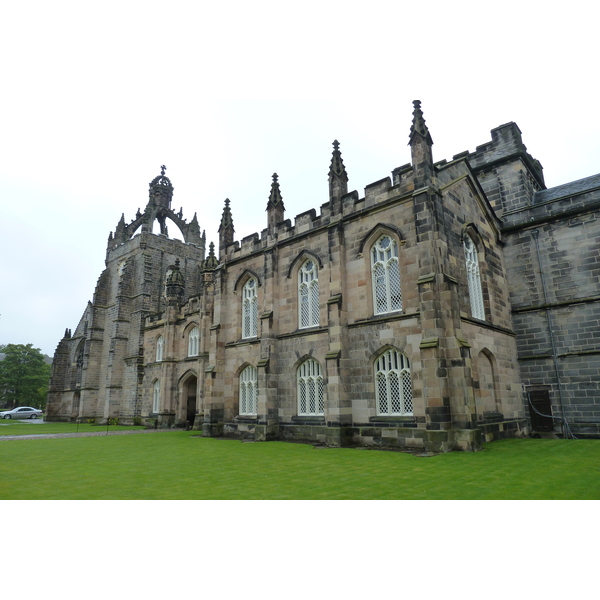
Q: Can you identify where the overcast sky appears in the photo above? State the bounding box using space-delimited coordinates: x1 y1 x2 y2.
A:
1 1 598 356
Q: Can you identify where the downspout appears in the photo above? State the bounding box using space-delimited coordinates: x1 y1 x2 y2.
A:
531 229 567 435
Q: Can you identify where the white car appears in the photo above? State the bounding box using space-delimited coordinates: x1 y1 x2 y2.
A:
0 406 43 420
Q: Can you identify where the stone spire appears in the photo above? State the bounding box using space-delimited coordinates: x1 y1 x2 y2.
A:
218 198 235 253
409 100 434 186
187 213 201 246
266 173 285 233
328 139 349 211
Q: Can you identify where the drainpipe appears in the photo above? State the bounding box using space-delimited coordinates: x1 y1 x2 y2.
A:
531 229 567 435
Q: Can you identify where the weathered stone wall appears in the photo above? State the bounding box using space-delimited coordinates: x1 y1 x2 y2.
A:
502 177 600 437
47 107 600 448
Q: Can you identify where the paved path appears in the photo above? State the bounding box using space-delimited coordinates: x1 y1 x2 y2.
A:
0 429 184 441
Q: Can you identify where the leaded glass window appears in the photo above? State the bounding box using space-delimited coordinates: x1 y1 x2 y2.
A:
299 260 319 328
153 380 161 413
239 365 258 415
464 235 485 320
374 349 412 416
371 236 402 315
156 336 164 362
297 359 324 416
242 278 258 338
188 327 200 357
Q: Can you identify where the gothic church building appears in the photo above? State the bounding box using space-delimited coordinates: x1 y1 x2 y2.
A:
47 101 600 451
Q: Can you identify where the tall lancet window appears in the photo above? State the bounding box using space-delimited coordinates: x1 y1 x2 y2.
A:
371 236 402 315
242 278 258 339
297 359 325 416
464 235 485 320
299 260 319 328
156 336 164 362
239 365 258 416
153 380 161 413
374 349 413 416
188 327 200 357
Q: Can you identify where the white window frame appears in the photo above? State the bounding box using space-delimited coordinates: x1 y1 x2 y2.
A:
297 359 325 416
156 336 164 362
464 234 485 320
153 380 161 413
242 278 258 339
239 365 258 416
298 259 319 328
371 235 402 315
374 349 413 416
188 327 200 357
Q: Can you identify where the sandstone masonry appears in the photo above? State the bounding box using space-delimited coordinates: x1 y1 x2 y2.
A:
46 102 600 450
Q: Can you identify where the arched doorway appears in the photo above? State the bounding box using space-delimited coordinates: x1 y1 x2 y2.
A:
475 349 498 419
182 374 198 427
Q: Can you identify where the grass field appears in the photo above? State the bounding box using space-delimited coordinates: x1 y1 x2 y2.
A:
0 420 145 436
1 425 599 499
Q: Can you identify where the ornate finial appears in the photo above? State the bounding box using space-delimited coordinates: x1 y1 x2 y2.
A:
166 259 185 305
203 241 219 269
409 99 433 145
161 165 166 176
267 173 284 210
329 139 348 179
219 198 234 232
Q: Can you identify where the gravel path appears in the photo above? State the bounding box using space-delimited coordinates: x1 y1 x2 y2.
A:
0 429 183 441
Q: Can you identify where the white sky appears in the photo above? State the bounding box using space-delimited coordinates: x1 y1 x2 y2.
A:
1 0 598 356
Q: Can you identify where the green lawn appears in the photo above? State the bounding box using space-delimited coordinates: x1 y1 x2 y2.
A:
1 428 598 499
0 420 145 436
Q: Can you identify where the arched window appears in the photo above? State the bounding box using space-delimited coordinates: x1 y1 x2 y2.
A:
239 365 258 416
297 359 324 416
371 235 402 315
464 234 485 320
153 380 161 413
299 259 319 328
156 336 164 362
374 349 412 416
188 327 200 357
242 278 258 339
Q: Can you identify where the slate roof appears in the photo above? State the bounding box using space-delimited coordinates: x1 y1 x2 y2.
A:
534 172 600 204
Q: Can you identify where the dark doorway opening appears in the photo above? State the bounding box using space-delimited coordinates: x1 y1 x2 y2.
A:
185 375 198 426
528 390 554 432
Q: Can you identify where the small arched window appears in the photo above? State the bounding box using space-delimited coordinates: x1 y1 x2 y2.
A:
299 260 319 328
188 327 200 357
464 234 485 320
156 336 164 362
371 235 402 315
239 365 258 416
297 359 324 416
242 278 258 339
153 380 161 413
374 349 412 416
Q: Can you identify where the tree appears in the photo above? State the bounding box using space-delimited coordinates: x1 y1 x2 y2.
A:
0 344 51 409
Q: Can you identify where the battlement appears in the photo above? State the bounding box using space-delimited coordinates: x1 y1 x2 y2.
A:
222 169 417 263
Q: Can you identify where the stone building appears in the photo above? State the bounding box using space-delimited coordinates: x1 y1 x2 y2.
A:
46 101 600 451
